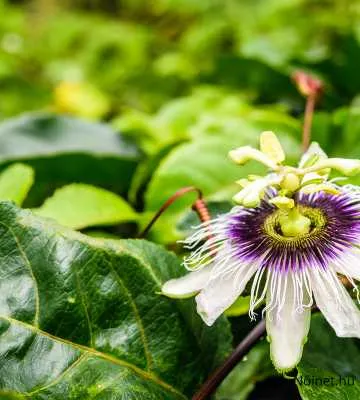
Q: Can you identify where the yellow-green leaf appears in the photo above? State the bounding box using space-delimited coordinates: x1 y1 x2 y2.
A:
34 184 137 230
0 163 34 205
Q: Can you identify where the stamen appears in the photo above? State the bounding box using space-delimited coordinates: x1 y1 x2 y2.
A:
249 265 268 319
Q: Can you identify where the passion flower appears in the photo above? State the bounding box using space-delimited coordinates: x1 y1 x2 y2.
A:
162 132 360 372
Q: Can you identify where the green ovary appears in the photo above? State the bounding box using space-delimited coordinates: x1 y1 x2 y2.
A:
278 208 311 237
264 206 327 242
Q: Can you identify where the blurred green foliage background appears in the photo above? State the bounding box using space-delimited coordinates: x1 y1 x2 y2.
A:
1 0 360 118
1 0 360 238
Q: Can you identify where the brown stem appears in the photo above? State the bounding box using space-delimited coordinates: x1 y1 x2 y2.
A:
302 93 316 153
192 319 266 400
138 186 208 238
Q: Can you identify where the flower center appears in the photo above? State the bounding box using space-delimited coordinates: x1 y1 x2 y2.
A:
264 205 327 242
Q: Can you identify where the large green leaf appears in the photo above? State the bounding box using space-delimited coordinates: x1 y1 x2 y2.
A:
129 142 182 206
297 313 360 399
0 202 231 399
328 103 360 186
34 183 138 230
0 113 140 205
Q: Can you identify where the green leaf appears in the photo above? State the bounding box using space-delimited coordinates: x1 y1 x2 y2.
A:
225 296 251 317
0 392 26 400
145 135 260 216
0 163 34 206
0 202 231 398
215 340 276 400
34 183 138 230
335 102 360 153
129 142 182 206
297 313 360 399
116 239 233 370
0 113 140 205
176 201 233 237
332 104 360 186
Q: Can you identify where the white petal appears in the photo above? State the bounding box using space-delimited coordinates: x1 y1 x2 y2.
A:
162 265 213 299
310 267 360 338
266 272 311 372
333 250 360 281
196 260 258 326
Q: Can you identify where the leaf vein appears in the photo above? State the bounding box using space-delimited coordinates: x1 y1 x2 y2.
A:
0 316 186 399
0 223 40 327
74 266 94 347
105 258 154 372
26 353 89 396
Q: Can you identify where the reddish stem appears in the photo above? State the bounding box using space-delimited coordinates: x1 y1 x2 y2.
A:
302 93 317 152
292 71 323 153
138 186 209 238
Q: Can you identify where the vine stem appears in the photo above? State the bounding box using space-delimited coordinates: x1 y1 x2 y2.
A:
138 186 209 238
192 320 266 400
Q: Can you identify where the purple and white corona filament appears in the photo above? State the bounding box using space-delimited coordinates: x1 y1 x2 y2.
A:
162 133 360 371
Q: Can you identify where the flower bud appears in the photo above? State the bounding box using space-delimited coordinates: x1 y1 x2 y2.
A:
292 71 323 97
